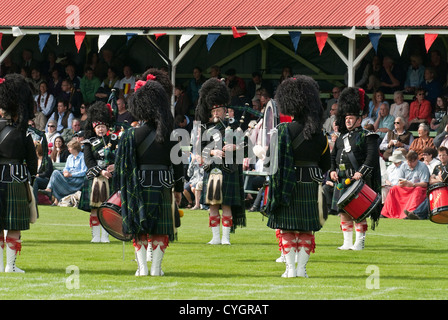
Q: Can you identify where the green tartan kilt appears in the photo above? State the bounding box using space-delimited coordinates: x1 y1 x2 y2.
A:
267 181 322 232
200 166 244 207
126 186 176 238
78 176 116 212
0 182 30 231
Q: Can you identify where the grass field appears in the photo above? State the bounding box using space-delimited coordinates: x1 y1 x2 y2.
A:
1 205 448 301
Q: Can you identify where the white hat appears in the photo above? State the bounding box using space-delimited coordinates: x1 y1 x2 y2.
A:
389 150 406 163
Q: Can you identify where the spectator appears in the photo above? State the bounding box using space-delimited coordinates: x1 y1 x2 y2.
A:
225 68 246 98
325 87 341 119
95 67 120 103
404 54 425 94
421 147 441 174
409 123 435 160
380 116 414 161
389 91 409 121
80 67 101 104
323 103 338 134
46 99 74 133
209 65 222 79
79 103 89 129
174 84 192 117
405 146 448 220
368 90 388 121
278 66 292 84
34 81 56 131
45 119 61 152
382 149 406 203
408 88 432 131
65 64 81 92
57 79 82 117
430 96 448 131
43 140 87 206
428 50 447 85
30 67 43 94
115 98 135 124
420 67 443 109
379 56 405 94
61 118 82 143
373 103 395 140
175 114 193 134
186 66 206 107
32 142 54 203
118 65 135 100
259 88 271 112
380 150 430 219
246 71 272 101
48 68 63 98
50 136 70 163
355 55 381 92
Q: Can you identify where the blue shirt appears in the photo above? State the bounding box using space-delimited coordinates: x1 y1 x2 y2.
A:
377 114 395 139
398 160 430 184
63 152 87 178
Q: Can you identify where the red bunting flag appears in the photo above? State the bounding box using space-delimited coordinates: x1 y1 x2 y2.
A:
74 31 86 53
424 33 438 53
315 32 328 55
0 33 3 50
232 26 247 38
154 33 166 40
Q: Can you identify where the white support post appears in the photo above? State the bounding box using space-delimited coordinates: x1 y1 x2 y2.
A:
347 38 356 87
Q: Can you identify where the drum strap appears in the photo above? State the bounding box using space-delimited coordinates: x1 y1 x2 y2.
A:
342 134 359 170
137 129 156 158
291 131 305 150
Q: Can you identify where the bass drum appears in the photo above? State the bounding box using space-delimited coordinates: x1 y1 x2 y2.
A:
98 191 132 241
427 183 448 224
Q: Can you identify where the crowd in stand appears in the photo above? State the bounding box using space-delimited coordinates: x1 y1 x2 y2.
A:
3 45 448 220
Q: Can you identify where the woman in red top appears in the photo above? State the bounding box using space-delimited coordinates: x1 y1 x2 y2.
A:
408 88 432 131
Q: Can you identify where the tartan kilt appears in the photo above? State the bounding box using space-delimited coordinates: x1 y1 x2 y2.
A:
0 181 30 231
200 165 244 207
267 181 322 232
124 185 176 239
78 176 116 212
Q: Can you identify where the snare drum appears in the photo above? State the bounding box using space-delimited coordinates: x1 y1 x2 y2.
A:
427 183 448 224
337 179 380 222
98 191 132 241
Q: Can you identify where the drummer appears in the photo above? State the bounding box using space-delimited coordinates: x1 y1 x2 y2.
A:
329 87 381 251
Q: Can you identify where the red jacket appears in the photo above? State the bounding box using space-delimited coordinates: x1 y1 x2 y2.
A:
408 99 432 124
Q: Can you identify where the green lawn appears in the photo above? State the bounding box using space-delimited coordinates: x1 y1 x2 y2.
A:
1 205 448 300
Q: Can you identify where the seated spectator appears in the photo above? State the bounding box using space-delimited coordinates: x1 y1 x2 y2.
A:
405 146 448 220
246 71 272 101
50 136 70 163
380 116 414 161
430 96 448 131
409 123 435 160
175 114 193 134
174 84 192 117
58 79 82 117
80 67 101 104
225 68 246 98
379 56 405 94
46 99 74 133
118 65 136 100
421 147 441 174
115 98 135 124
368 90 388 121
79 103 89 129
185 155 205 210
65 64 81 92
45 119 61 153
420 67 443 108
373 103 395 141
43 140 87 206
323 103 338 134
95 67 120 102
382 149 406 203
61 118 82 143
48 68 62 98
404 54 425 94
32 142 54 202
408 88 432 131
34 81 56 131
389 91 409 121
186 66 206 108
381 150 430 219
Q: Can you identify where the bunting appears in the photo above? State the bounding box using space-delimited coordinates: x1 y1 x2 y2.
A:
368 32 381 53
395 33 408 56
74 31 86 53
38 33 51 53
206 33 220 51
154 33 166 40
289 31 301 53
179 34 194 51
425 33 438 53
232 26 247 38
98 34 111 51
255 27 275 41
0 33 3 50
342 26 356 40
315 32 328 55
12 27 23 37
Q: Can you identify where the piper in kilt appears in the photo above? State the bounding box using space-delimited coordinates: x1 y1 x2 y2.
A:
195 78 246 246
78 101 117 243
329 87 381 251
114 76 183 277
0 74 38 273
264 75 330 278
